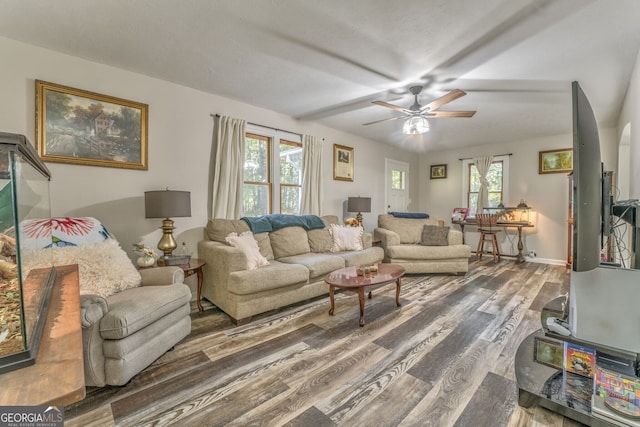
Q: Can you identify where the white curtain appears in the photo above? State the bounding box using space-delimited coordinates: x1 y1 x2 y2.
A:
300 134 323 215
474 155 493 214
211 116 246 219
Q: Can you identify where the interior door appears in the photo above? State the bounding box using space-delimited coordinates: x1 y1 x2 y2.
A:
385 159 409 212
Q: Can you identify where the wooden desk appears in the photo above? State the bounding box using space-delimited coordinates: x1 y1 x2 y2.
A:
0 264 85 406
453 220 534 263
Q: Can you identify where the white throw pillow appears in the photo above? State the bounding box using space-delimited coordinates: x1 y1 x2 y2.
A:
329 224 363 252
22 239 141 298
225 231 270 270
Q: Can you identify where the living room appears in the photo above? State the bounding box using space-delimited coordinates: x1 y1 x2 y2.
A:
2 0 640 425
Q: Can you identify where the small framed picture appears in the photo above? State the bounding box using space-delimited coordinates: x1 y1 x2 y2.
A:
534 336 564 369
430 164 447 179
333 144 354 181
539 148 573 174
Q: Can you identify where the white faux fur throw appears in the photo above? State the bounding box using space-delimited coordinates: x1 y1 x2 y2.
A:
22 239 141 298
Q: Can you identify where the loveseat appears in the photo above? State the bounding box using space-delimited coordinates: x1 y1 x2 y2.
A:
374 214 471 274
198 215 384 324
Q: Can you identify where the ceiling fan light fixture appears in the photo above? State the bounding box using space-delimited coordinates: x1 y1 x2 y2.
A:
403 116 430 134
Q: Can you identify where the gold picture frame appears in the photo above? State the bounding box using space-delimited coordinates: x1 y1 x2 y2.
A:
333 144 354 181
539 148 573 174
430 164 447 179
36 80 148 170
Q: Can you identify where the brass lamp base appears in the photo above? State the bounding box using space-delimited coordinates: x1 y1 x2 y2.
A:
157 218 177 262
356 212 363 225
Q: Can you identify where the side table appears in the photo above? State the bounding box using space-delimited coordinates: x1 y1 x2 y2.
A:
144 258 206 312
179 259 207 312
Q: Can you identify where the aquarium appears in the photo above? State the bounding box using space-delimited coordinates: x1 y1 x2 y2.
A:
0 132 54 374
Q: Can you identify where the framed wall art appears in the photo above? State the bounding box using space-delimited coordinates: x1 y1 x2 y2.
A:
430 164 447 179
539 148 573 174
333 144 354 181
35 80 148 170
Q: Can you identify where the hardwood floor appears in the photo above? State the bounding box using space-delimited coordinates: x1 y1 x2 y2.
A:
65 259 585 426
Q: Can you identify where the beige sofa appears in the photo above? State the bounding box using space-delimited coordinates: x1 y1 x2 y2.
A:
374 214 471 274
198 215 384 324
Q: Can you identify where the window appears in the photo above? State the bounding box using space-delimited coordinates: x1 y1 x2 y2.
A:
242 128 302 216
279 140 302 214
462 156 509 216
243 133 271 217
391 169 405 190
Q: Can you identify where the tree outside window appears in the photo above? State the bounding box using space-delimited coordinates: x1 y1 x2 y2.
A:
468 160 503 214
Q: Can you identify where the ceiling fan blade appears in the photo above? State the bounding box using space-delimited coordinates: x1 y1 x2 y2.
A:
372 100 410 114
426 110 476 118
362 116 405 126
421 89 467 112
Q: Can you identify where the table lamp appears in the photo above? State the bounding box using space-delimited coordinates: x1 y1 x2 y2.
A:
144 189 191 260
347 196 371 225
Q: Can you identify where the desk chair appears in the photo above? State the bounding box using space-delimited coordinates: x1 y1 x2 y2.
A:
476 213 501 262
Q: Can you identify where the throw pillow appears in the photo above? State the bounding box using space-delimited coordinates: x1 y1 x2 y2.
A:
225 231 270 270
21 239 141 297
329 224 363 252
421 225 450 246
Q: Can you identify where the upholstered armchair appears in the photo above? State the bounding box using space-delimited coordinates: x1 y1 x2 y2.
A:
21 217 192 386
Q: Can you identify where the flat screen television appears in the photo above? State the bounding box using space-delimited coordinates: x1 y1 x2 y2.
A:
572 81 607 272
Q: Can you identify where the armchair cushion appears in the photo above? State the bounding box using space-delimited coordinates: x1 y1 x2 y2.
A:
101 284 191 339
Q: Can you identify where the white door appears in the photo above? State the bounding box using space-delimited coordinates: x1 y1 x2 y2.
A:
385 159 410 212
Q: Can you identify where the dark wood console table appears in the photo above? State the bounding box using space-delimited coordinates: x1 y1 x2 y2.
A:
453 219 533 263
0 265 85 406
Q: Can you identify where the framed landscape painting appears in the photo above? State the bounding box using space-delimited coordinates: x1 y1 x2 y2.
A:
333 144 354 181
539 148 573 174
430 164 447 179
35 80 148 170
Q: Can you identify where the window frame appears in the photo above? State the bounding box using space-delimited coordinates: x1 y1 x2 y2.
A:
461 155 510 217
243 125 302 216
278 138 303 214
243 132 272 216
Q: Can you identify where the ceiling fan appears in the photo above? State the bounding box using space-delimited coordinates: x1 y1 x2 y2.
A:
363 86 476 134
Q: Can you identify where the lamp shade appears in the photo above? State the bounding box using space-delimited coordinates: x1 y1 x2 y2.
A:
403 116 430 134
145 190 191 218
347 197 371 213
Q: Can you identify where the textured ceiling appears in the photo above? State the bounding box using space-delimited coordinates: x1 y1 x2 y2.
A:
0 0 639 152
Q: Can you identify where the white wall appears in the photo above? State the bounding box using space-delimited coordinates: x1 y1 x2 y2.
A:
418 127 618 264
618 48 640 199
0 36 418 294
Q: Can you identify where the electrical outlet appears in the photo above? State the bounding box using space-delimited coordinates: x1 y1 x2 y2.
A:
528 250 537 257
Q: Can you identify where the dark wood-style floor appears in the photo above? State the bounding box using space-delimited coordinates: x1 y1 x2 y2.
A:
65 259 585 426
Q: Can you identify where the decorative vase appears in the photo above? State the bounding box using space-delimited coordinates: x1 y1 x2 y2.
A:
136 255 155 268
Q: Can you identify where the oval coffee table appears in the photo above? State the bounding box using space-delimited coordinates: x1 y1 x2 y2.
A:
324 263 406 326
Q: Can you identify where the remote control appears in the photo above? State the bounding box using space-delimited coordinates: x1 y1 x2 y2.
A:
546 317 571 336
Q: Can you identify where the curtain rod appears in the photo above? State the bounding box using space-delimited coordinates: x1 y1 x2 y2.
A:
211 113 304 138
459 153 513 161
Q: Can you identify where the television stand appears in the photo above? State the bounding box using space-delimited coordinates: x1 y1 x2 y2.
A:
515 297 640 427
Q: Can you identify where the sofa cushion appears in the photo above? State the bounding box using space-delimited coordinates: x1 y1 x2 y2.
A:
269 226 311 258
307 215 340 253
227 261 310 295
386 244 471 261
336 246 385 267
101 284 191 339
206 218 273 260
225 232 270 270
278 253 345 279
421 225 450 246
206 218 250 242
329 224 363 251
378 214 438 244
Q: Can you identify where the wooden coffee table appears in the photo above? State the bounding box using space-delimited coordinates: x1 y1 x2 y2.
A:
324 263 406 326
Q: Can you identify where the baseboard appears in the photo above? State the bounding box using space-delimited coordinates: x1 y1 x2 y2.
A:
525 256 565 266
